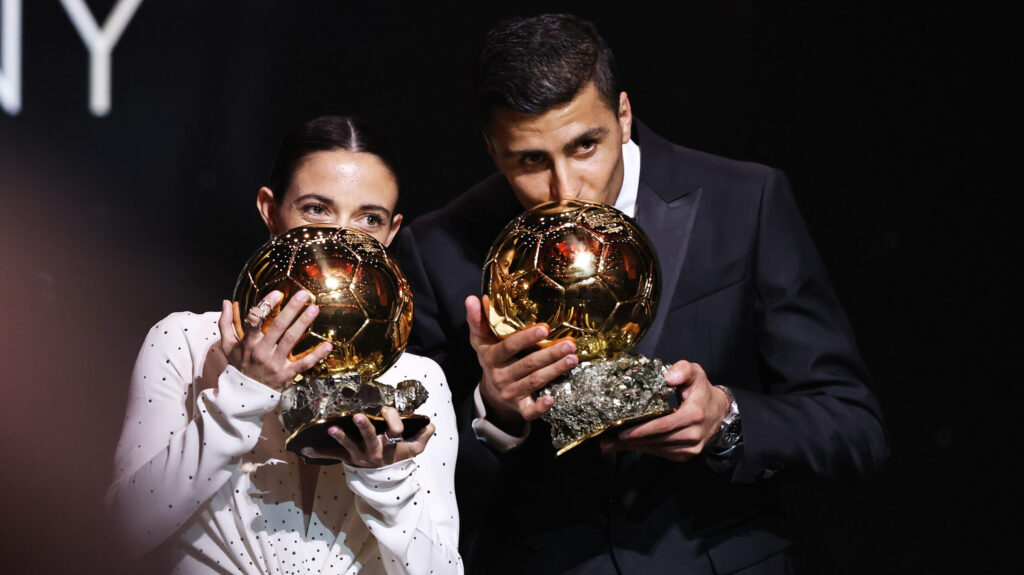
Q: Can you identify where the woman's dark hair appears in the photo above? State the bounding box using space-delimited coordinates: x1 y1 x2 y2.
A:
475 13 620 131
267 115 400 204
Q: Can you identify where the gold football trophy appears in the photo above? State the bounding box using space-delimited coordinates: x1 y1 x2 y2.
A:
483 200 673 455
234 226 428 464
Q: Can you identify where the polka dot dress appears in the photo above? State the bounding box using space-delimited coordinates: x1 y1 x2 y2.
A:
107 311 463 574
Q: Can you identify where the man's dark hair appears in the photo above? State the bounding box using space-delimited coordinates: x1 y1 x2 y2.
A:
475 13 620 131
268 115 400 204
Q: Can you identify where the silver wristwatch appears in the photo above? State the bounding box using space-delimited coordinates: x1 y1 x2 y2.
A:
707 385 742 457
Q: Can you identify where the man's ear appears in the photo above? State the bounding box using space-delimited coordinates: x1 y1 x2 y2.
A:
483 131 500 168
256 186 279 236
618 91 633 144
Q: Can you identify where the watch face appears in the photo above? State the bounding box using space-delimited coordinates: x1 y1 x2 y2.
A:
723 420 742 445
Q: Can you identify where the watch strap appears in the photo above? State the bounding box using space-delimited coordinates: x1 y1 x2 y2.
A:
706 385 742 457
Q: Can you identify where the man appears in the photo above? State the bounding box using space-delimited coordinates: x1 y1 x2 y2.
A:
395 13 886 575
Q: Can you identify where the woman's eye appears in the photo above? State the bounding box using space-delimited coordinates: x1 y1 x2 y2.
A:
358 213 384 227
302 204 328 216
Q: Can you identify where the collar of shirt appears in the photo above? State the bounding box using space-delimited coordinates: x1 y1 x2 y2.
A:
614 139 641 218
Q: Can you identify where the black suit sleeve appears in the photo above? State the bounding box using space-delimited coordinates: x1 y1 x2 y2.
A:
730 169 888 483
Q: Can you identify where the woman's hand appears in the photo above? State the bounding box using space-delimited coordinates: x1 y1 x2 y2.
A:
218 290 332 392
301 407 435 468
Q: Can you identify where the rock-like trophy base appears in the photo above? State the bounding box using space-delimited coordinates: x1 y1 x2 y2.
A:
538 354 673 456
279 373 429 464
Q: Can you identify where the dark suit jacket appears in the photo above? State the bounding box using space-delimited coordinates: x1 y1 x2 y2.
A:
395 122 886 574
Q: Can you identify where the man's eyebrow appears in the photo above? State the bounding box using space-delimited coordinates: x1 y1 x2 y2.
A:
563 127 608 154
503 126 610 159
504 145 546 159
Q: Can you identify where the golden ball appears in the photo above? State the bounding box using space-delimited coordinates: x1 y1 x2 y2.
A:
482 200 660 360
233 226 413 381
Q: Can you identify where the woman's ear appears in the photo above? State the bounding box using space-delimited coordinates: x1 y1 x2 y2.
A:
384 213 404 247
257 187 279 236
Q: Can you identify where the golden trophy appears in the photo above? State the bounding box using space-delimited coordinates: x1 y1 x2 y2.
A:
483 199 672 455
233 226 428 464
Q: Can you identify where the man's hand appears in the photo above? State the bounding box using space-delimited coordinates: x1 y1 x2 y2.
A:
466 295 578 433
600 360 730 462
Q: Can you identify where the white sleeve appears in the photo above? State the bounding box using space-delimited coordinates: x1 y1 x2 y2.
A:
344 357 463 575
105 313 281 558
470 384 530 452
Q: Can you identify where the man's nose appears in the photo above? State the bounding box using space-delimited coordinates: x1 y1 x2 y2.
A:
549 163 580 200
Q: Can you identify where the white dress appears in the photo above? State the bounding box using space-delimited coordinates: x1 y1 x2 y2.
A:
107 311 463 575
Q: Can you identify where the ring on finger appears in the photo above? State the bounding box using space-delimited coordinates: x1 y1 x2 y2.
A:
243 301 272 328
243 312 262 328
385 434 404 445
256 300 272 316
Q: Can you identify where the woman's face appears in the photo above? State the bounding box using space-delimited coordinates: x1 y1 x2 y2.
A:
258 150 402 246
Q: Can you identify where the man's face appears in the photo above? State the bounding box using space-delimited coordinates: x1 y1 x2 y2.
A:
486 82 633 210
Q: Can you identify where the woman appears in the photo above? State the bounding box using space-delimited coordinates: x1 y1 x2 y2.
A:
107 116 462 575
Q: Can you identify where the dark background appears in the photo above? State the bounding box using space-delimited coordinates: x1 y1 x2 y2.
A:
0 1 1016 573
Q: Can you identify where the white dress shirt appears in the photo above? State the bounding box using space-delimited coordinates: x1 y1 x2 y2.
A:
472 139 642 451
107 311 463 574
614 138 641 218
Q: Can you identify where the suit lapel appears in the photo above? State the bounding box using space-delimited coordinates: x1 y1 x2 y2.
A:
630 122 703 359
633 181 702 358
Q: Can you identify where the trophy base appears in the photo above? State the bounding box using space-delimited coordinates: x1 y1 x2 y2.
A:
551 408 675 456
277 372 431 464
286 413 432 465
538 354 674 456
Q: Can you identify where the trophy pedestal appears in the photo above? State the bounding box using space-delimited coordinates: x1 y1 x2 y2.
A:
538 354 674 455
286 413 431 465
279 372 430 465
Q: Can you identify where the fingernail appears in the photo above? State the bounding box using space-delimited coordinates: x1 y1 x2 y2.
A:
566 355 578 368
306 305 319 317
269 290 283 303
327 426 339 436
535 326 548 338
295 291 310 302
